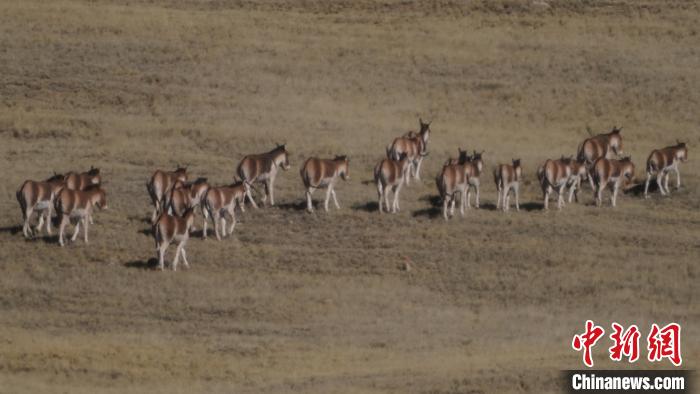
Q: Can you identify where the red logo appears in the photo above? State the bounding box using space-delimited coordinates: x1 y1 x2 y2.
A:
609 323 640 363
572 320 606 367
572 321 682 367
647 323 682 366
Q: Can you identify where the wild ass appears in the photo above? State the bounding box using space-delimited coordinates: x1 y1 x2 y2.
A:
202 182 250 240
65 167 101 190
494 159 523 212
300 156 350 212
374 153 412 214
567 159 589 203
538 156 573 210
591 157 635 207
437 162 469 220
55 185 107 246
166 177 209 218
16 173 65 238
577 126 624 189
387 118 431 183
236 144 290 208
644 142 688 198
154 208 195 271
147 166 187 222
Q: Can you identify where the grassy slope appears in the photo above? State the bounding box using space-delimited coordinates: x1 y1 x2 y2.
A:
0 1 698 392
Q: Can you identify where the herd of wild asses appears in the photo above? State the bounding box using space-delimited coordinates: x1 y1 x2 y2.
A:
15 119 689 270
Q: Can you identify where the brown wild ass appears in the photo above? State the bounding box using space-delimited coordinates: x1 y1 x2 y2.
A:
147 167 187 222
202 182 250 240
591 157 635 207
644 142 688 198
16 173 65 238
55 185 107 246
437 162 469 220
166 177 209 221
577 126 623 189
374 153 412 214
567 159 589 203
494 159 523 212
538 156 573 210
236 144 290 208
300 156 350 213
154 209 195 271
65 167 101 190
387 118 431 183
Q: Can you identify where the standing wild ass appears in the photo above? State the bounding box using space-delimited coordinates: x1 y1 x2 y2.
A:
387 118 431 183
147 167 187 222
300 156 350 212
644 141 688 198
236 144 290 208
16 173 65 238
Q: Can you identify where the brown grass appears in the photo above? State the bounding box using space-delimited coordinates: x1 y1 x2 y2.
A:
0 1 699 393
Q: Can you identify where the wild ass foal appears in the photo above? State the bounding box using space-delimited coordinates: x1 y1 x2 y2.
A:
538 156 573 210
154 208 195 270
374 153 412 214
494 159 523 212
147 166 187 222
591 157 635 207
202 182 249 240
16 173 65 238
236 144 290 208
55 185 107 246
300 156 350 213
387 118 431 183
644 141 688 198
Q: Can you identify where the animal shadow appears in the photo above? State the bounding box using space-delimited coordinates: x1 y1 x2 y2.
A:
412 207 442 218
351 201 378 212
138 228 153 236
276 201 307 211
124 258 159 270
0 225 23 235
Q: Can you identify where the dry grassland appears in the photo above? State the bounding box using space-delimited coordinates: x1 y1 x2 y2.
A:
0 1 699 393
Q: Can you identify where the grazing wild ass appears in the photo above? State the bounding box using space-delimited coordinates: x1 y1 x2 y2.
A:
494 159 523 212
147 167 187 223
374 153 412 214
537 156 573 210
236 144 290 208
644 141 688 198
591 157 635 207
65 167 101 190
387 118 431 183
16 173 65 238
202 182 250 240
300 156 350 213
154 209 195 271
55 185 107 246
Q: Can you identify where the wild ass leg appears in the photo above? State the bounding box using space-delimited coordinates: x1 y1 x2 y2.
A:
22 206 33 238
674 165 681 189
331 188 340 209
268 177 276 206
644 172 652 198
59 215 69 246
324 186 332 212
83 216 89 244
246 183 259 209
157 242 167 270
664 171 671 195
172 242 182 271
656 172 666 195
71 219 81 242
557 184 566 209
414 157 424 181
227 207 236 234
180 242 190 269
376 182 384 214
306 188 314 212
